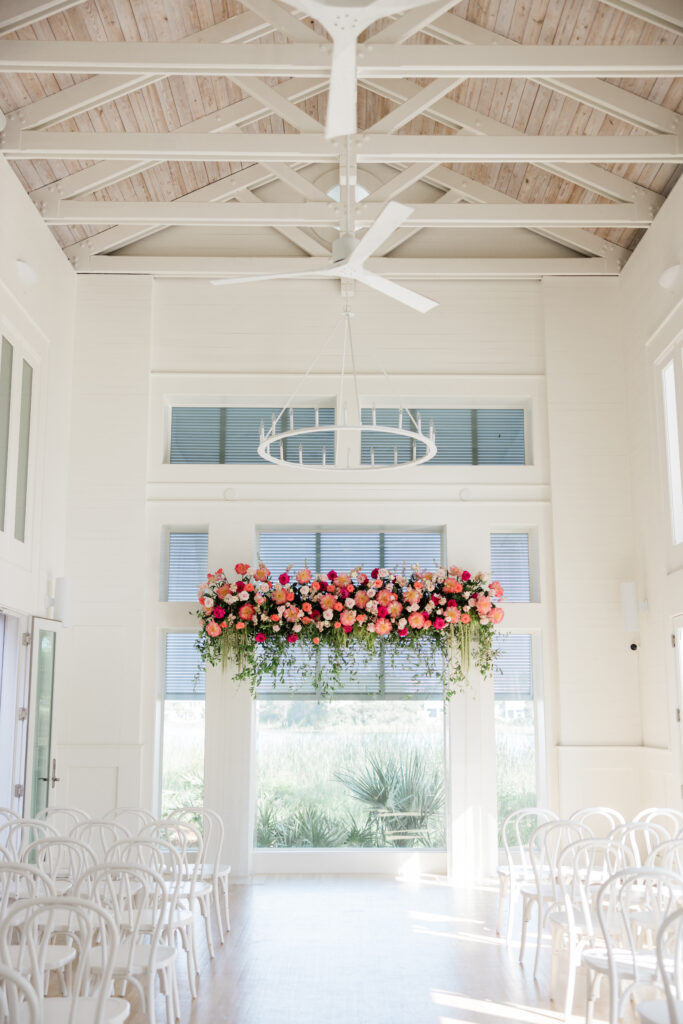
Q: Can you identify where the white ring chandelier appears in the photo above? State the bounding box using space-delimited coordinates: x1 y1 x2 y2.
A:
257 309 437 471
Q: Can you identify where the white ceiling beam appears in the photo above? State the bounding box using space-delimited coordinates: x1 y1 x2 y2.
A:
364 164 440 202
43 199 651 228
596 0 683 35
0 0 86 34
373 190 464 257
73 254 623 277
0 41 679 78
423 13 682 134
4 13 282 131
366 0 461 44
232 0 322 42
412 162 631 260
27 78 327 203
8 130 679 163
361 78 668 204
368 79 462 134
232 188 330 256
228 76 322 133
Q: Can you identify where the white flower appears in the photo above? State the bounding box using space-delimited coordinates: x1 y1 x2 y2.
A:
367 588 376 598
300 586 310 597
239 591 249 601
408 603 418 613
323 609 333 620
203 598 214 610
273 625 280 632
345 598 355 608
468 598 476 607
398 617 407 629
293 624 302 632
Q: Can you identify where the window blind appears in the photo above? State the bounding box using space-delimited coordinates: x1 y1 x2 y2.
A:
257 530 443 698
360 408 525 466
169 406 335 465
490 533 531 603
167 532 209 601
493 633 533 701
164 633 205 701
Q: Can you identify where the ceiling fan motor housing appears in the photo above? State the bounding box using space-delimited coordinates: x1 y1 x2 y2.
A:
333 233 359 263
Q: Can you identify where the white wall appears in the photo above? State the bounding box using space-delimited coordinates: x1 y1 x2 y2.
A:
0 155 75 616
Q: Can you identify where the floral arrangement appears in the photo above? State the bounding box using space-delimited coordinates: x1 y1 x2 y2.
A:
195 562 504 699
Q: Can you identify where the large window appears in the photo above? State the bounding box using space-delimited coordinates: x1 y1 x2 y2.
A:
160 633 205 815
0 337 34 542
360 408 526 466
490 532 534 602
165 531 208 601
254 530 446 849
494 633 536 837
169 406 335 465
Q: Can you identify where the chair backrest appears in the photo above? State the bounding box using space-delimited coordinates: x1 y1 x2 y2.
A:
168 806 224 874
609 821 669 865
23 837 96 884
103 807 156 835
557 838 634 943
0 842 10 861
569 806 626 836
501 807 558 879
0 896 120 1024
0 861 55 918
634 807 683 837
597 867 683 993
74 861 174 974
655 906 683 1024
645 837 683 874
70 819 131 860
0 819 58 859
105 838 184 890
529 820 592 904
0 807 19 827
140 821 203 898
34 806 89 833
0 962 41 1024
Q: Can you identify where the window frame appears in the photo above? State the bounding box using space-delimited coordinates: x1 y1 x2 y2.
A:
0 326 38 558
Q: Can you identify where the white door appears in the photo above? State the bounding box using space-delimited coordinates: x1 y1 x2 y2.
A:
24 618 60 817
0 611 31 813
672 614 683 804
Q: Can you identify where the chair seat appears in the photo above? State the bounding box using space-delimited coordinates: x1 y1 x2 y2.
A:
638 999 683 1024
520 881 555 899
7 943 77 973
40 997 130 1024
89 938 176 975
548 907 599 935
202 863 231 879
583 947 663 978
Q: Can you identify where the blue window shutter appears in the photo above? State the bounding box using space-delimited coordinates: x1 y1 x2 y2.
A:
167 533 209 601
490 534 531 603
493 634 533 700
165 633 205 700
169 407 335 465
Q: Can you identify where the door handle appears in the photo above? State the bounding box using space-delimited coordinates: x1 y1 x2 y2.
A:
50 758 60 789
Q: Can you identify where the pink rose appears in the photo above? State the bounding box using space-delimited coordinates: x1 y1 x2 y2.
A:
433 617 446 630
462 571 471 582
213 608 226 620
287 634 298 643
279 572 290 585
255 632 266 643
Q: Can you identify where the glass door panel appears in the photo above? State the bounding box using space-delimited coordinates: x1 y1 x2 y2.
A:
26 620 58 818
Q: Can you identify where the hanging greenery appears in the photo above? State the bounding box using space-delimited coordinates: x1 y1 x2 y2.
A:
194 561 504 700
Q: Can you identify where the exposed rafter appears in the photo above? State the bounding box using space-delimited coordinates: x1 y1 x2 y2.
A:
0 0 86 34
596 0 683 35
71 255 622 277
40 199 652 228
6 130 679 163
0 41 680 78
422 13 682 134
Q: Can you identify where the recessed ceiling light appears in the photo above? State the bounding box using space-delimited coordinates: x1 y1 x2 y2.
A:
15 259 37 286
659 264 681 290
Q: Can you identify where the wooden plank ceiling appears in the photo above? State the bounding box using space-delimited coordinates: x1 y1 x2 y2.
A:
0 0 681 272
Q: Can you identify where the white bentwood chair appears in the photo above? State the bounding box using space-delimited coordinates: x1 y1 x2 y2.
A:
0 962 41 1024
75 862 178 1024
35 807 89 834
609 822 669 866
0 895 130 1023
584 866 683 1024
497 806 558 947
168 806 231 939
634 807 683 838
103 808 157 836
0 820 58 859
70 820 131 861
569 807 626 837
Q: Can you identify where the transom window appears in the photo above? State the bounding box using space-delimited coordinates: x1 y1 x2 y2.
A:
360 408 526 466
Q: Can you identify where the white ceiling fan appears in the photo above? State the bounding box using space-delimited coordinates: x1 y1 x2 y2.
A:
210 200 438 313
287 0 442 139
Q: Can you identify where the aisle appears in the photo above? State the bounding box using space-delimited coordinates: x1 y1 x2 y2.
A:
132 875 619 1024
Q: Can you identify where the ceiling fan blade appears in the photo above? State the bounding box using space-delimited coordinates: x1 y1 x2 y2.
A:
347 202 413 265
325 36 358 139
211 268 333 286
352 269 438 313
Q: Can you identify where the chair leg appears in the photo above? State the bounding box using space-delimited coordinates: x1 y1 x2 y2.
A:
550 924 560 1001
212 878 225 942
586 969 596 1024
201 894 215 958
221 876 230 932
533 897 544 979
520 896 532 963
497 875 507 936
564 939 579 1021
506 882 517 950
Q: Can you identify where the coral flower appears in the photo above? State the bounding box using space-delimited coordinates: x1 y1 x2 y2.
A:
375 619 392 636
312 637 320 645
238 604 255 621
254 565 270 582
311 581 321 591
235 622 246 630
490 607 505 624
284 606 301 623
404 588 419 605
340 609 356 627
356 614 367 623
377 589 393 606
444 607 460 624
206 621 221 637
443 577 460 593
354 592 369 609
477 596 492 615
461 613 471 624
489 581 504 599
297 568 312 584
334 602 344 612
320 594 336 611
273 587 288 605
302 602 312 614
270 614 280 623
216 584 231 600
387 601 403 618
235 563 249 575
408 611 425 629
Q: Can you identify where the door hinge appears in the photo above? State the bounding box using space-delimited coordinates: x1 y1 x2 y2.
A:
21 632 31 646
17 707 27 721
13 784 24 798
677 708 681 723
